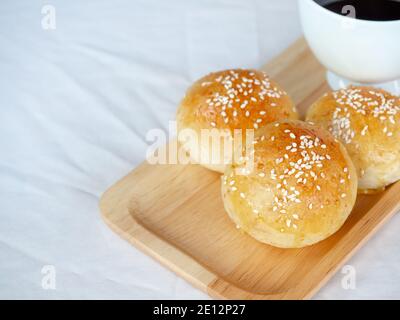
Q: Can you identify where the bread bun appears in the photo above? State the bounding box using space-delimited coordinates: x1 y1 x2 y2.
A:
306 86 400 193
222 120 357 248
177 69 298 173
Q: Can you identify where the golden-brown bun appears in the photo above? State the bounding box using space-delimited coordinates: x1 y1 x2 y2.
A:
222 120 357 248
177 69 298 173
306 86 400 193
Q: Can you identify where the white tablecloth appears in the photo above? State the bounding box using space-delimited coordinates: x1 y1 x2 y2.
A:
1 0 399 299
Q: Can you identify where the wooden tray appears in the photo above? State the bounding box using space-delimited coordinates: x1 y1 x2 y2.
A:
100 38 400 300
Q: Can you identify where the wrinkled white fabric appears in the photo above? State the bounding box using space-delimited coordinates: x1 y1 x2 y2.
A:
1 0 399 299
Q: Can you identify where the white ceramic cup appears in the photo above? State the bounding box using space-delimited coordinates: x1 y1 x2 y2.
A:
298 0 400 95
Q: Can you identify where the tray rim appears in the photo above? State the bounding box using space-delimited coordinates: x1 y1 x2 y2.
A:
99 38 400 299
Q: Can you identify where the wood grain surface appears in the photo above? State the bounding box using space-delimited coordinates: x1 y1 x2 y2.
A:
100 38 400 299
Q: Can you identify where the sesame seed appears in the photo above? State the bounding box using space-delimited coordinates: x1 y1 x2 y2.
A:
361 125 368 136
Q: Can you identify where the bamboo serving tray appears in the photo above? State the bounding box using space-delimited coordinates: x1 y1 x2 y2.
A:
100 38 400 299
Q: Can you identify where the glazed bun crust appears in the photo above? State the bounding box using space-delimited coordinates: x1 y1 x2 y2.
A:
177 69 298 172
222 120 357 248
306 86 400 192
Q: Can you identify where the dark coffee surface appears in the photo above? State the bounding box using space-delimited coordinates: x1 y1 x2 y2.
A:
315 0 400 21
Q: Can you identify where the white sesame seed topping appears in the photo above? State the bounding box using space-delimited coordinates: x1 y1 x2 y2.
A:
328 88 399 144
